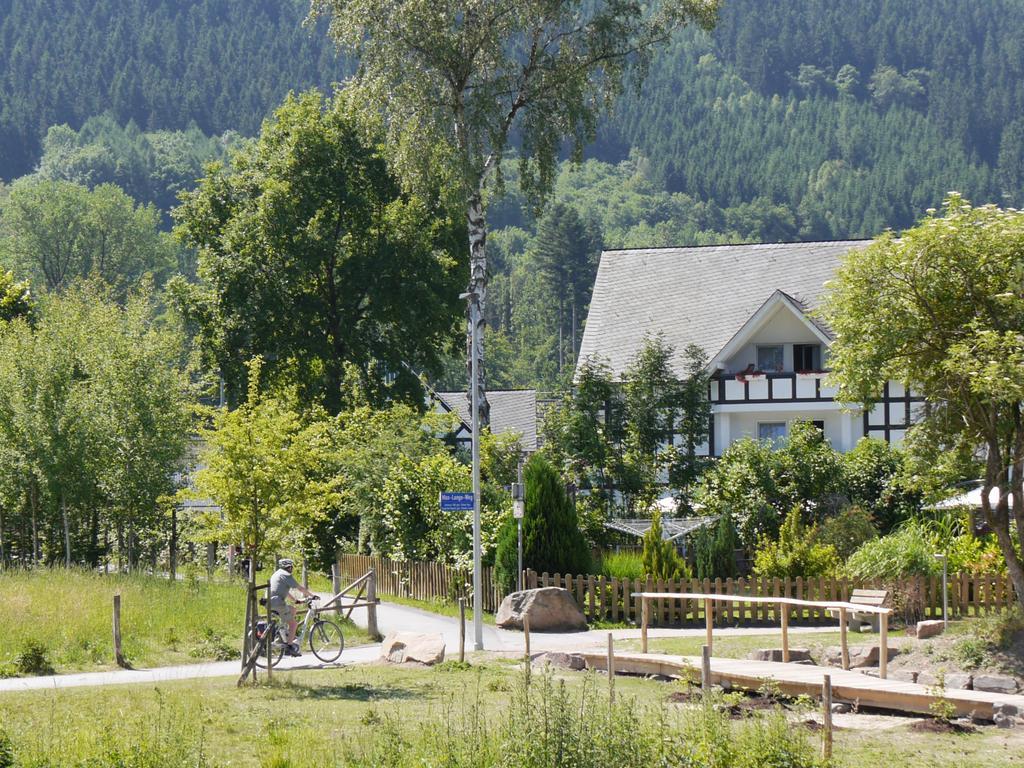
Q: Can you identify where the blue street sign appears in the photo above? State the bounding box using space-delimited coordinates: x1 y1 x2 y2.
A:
439 491 475 511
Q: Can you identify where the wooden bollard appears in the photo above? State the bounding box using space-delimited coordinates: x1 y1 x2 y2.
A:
701 644 711 693
523 613 531 658
780 602 790 663
113 593 128 668
822 674 833 760
839 607 849 670
879 612 888 680
641 597 649 654
458 597 466 663
607 633 615 704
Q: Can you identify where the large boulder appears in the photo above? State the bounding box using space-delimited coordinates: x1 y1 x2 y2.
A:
973 674 1020 695
380 632 445 666
910 620 945 639
747 648 812 663
496 587 588 632
824 644 898 668
531 652 587 670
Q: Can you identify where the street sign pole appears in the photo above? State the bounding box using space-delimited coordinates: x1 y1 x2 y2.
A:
470 297 483 651
513 476 524 592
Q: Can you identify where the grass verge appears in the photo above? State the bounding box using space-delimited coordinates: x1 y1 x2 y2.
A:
0 568 372 675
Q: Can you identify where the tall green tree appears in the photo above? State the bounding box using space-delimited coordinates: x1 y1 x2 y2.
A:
173 90 463 413
514 452 590 577
0 179 176 295
310 0 719 425
821 196 1024 610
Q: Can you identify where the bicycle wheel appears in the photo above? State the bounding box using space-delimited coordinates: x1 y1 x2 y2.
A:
308 618 344 663
246 624 285 669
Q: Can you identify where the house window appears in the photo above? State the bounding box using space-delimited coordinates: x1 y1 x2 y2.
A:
758 422 786 442
756 345 784 372
811 420 825 434
793 344 821 372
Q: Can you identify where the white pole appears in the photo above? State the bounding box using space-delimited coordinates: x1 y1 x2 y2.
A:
471 298 483 651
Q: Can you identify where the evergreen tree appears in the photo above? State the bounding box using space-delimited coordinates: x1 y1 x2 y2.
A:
641 509 688 580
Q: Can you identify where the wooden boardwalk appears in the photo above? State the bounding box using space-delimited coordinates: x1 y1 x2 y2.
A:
582 651 1024 720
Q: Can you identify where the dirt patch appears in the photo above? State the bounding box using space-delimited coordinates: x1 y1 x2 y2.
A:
909 718 977 734
666 690 698 704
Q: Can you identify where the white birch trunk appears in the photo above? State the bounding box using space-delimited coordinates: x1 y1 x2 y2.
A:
466 191 490 427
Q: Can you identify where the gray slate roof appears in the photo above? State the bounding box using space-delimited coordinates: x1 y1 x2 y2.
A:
435 390 538 451
576 240 872 379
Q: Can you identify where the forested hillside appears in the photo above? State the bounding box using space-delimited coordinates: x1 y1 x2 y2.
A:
2 0 1023 391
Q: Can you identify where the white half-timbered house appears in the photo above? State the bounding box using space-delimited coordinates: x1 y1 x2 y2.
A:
576 240 923 457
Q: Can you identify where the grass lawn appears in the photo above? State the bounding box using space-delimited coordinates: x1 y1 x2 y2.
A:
0 661 1021 767
0 569 372 675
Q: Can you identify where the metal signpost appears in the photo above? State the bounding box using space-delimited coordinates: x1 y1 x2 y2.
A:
441 491 480 647
512 481 524 591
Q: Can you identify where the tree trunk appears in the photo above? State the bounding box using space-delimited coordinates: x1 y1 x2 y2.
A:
30 480 39 564
466 191 490 428
169 505 178 582
982 444 1024 610
61 494 71 568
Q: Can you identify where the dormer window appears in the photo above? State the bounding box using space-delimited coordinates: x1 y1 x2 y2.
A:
794 343 821 372
756 345 784 372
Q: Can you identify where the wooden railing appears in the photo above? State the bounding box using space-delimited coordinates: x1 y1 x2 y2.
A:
336 554 506 613
526 571 1017 626
336 554 1017 626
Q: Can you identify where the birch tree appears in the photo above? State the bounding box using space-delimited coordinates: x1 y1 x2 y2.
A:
308 0 719 425
821 196 1024 610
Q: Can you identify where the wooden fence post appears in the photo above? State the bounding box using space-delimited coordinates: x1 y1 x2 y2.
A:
839 607 849 670
780 602 790 663
701 644 712 693
607 633 615 704
879 611 888 680
523 613 531 658
331 563 342 619
704 598 713 654
459 597 466 663
367 568 380 641
822 674 833 760
113 593 128 669
641 596 649 654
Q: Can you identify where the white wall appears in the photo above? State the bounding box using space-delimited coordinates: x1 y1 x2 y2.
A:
714 407 864 454
724 305 826 373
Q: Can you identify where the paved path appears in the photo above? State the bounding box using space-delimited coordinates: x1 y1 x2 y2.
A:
0 598 835 694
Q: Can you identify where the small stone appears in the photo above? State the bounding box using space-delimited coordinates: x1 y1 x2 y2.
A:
747 648 812 663
380 632 445 666
915 620 945 639
993 712 1015 729
891 670 918 683
831 702 851 714
993 702 1020 718
945 674 973 690
531 652 586 671
973 675 1020 695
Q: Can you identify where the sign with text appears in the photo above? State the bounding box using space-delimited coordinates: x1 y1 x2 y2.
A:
439 491 475 511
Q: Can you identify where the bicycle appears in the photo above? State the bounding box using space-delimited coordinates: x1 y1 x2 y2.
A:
247 596 345 668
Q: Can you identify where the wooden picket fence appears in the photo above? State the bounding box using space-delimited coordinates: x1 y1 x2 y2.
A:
337 554 506 613
526 571 1019 626
337 553 1017 626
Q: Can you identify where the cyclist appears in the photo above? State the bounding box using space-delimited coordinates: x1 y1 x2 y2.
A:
269 558 316 656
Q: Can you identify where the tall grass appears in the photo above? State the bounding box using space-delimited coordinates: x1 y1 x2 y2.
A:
599 550 645 580
0 568 367 674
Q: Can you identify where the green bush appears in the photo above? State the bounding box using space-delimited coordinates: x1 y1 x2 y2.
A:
641 509 689 580
753 505 839 579
816 504 878 559
14 640 54 676
694 511 738 580
599 551 644 580
495 453 590 590
845 524 942 581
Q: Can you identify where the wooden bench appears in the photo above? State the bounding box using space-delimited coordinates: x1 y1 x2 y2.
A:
829 589 889 632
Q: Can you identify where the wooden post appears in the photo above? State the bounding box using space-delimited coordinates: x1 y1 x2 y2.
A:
112 593 128 669
366 568 380 640
607 633 615 704
641 596 649 654
331 563 342 619
822 674 833 760
704 598 713 655
780 602 790 663
839 607 849 670
523 613 531 658
459 597 466 663
701 644 712 694
879 611 888 680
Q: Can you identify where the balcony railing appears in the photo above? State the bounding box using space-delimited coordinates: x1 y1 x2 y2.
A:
709 371 835 404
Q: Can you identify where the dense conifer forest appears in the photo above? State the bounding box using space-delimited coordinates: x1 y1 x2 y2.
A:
2 0 1023 390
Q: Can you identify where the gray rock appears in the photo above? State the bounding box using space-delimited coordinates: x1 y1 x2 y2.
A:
747 648 812 663
824 644 898 668
532 651 586 671
993 702 1020 718
891 670 918 683
914 620 945 639
917 671 938 688
945 673 973 690
496 587 588 632
993 712 1015 729
831 702 851 714
973 675 1020 695
380 632 445 666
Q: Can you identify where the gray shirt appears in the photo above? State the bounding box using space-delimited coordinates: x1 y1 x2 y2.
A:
269 568 300 603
